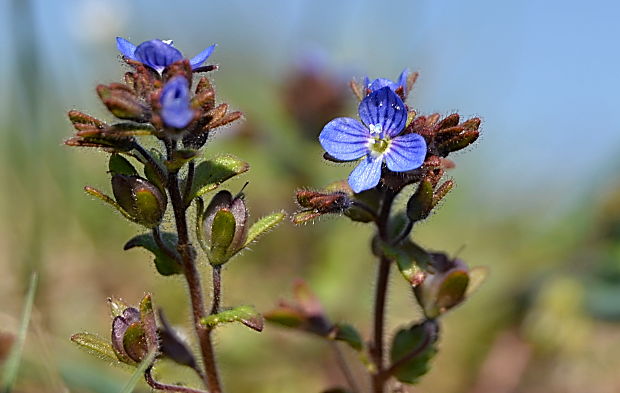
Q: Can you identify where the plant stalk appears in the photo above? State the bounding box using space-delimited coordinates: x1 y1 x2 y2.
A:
371 188 398 393
165 139 222 393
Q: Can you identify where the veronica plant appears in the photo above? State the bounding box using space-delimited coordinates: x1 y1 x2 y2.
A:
66 38 284 393
269 72 486 392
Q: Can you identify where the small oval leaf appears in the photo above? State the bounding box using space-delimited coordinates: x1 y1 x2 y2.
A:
109 154 138 176
186 154 249 204
70 333 122 364
389 322 437 385
201 305 264 332
123 232 182 276
243 212 285 248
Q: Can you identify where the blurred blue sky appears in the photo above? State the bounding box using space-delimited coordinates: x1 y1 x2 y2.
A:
1 0 619 212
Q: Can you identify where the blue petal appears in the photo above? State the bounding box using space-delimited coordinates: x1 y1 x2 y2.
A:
397 69 409 92
385 133 427 172
358 87 407 138
189 44 217 68
369 78 399 92
116 37 137 60
160 76 194 128
134 40 183 73
363 76 371 88
348 156 383 193
319 117 370 161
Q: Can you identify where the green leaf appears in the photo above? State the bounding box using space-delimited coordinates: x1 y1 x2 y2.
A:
139 294 158 351
2 273 37 392
406 179 434 222
164 149 199 171
142 150 167 193
243 212 285 247
381 242 425 286
109 122 157 136
390 323 437 384
70 333 119 364
119 350 156 393
123 232 182 276
263 307 305 328
84 186 136 222
330 323 363 351
200 305 264 332
292 210 321 225
109 154 138 176
186 154 249 204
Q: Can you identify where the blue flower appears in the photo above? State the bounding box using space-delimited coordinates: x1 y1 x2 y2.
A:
160 76 195 129
116 37 216 74
364 69 409 93
319 87 427 193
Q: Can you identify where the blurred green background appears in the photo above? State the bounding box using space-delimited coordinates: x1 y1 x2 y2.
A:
1 0 620 392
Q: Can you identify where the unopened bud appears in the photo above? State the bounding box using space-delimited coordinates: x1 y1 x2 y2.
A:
97 84 149 122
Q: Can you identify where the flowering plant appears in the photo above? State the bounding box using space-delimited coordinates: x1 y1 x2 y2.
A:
66 38 283 393
271 70 485 392
63 35 484 393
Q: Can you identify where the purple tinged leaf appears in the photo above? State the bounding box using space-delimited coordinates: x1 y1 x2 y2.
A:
348 156 383 193
319 117 369 161
384 133 427 172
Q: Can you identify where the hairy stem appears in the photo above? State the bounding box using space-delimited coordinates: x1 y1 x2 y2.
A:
371 188 398 393
329 341 360 393
145 366 210 393
183 161 195 206
165 138 222 393
371 256 391 393
210 265 222 315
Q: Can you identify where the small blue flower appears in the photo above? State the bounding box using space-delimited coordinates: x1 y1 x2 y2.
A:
116 37 216 74
160 76 195 129
319 87 426 193
364 69 409 93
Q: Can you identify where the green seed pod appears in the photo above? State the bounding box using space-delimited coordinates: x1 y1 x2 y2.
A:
414 254 470 318
111 174 167 228
201 190 248 265
111 307 147 364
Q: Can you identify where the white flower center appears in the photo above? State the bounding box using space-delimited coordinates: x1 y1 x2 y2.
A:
369 124 383 136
